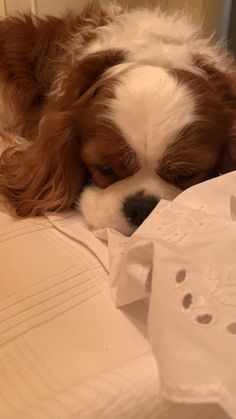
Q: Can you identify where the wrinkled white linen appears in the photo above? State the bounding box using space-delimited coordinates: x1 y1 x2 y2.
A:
107 172 236 307
107 171 236 418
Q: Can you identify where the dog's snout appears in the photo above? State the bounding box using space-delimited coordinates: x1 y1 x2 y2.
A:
123 194 159 227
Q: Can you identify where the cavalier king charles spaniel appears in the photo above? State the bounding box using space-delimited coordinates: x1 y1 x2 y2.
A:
0 1 236 235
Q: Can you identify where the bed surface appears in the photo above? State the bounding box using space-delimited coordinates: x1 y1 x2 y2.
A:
0 180 232 418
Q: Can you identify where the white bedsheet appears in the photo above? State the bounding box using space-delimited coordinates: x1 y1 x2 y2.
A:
0 203 160 418
0 169 234 418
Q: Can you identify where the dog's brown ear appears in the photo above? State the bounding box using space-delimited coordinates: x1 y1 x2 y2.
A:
193 55 236 108
0 110 85 216
193 56 236 174
52 48 126 110
205 66 236 174
217 119 236 173
0 49 125 217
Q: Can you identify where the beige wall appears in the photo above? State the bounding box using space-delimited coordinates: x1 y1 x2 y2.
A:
156 0 226 36
34 0 89 16
201 0 227 36
0 0 229 37
0 0 31 15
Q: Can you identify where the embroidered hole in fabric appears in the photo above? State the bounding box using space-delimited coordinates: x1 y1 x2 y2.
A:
227 322 236 335
182 293 193 309
196 314 213 325
176 269 186 284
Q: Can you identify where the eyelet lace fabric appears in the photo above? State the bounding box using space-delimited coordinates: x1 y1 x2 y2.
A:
149 200 236 418
107 172 236 418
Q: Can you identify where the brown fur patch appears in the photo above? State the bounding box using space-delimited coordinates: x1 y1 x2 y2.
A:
0 110 85 216
0 3 127 217
0 59 127 216
194 56 236 111
47 49 126 111
0 13 83 137
0 78 134 216
0 3 122 138
194 56 236 173
159 67 235 189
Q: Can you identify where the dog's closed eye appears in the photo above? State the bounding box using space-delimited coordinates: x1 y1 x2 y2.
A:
158 166 199 185
91 164 119 188
96 164 117 178
175 170 198 183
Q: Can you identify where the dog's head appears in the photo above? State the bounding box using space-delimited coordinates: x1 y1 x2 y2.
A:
1 49 236 235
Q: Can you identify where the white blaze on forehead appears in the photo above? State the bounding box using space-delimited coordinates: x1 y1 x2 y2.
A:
109 65 195 168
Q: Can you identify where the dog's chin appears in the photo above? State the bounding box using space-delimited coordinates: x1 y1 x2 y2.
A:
78 173 181 236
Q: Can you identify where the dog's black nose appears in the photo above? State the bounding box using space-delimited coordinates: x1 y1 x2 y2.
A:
123 194 159 227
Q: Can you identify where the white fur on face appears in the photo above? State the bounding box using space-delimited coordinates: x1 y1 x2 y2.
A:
109 65 195 168
78 65 195 235
79 170 180 236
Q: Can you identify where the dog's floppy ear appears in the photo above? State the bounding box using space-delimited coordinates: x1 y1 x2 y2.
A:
0 110 84 216
218 119 236 173
205 66 236 174
0 49 126 217
204 63 236 174
193 56 236 174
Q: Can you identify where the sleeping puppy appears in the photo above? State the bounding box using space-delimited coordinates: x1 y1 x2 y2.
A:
0 1 236 235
